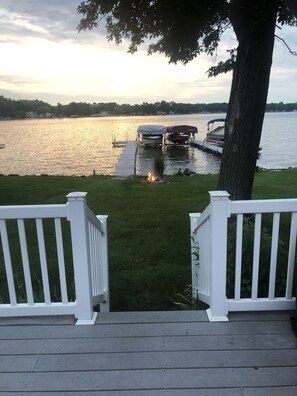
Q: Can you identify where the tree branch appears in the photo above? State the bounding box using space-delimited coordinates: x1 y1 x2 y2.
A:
275 34 297 55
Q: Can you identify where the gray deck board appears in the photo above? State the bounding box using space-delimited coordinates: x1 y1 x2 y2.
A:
0 391 243 396
0 310 296 394
241 387 297 396
1 367 297 391
0 336 164 354
34 349 297 372
97 310 209 323
164 333 296 350
0 320 292 339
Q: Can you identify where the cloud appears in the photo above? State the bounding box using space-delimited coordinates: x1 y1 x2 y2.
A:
0 0 105 44
0 1 296 105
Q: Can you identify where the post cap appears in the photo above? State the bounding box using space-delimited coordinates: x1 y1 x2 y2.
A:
209 191 230 200
66 192 88 201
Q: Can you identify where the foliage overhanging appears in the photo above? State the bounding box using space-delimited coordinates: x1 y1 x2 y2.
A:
77 0 297 74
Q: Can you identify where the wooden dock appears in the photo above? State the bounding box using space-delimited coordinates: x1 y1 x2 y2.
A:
192 138 223 155
0 310 296 394
114 140 138 177
256 160 288 171
112 139 128 147
192 138 288 171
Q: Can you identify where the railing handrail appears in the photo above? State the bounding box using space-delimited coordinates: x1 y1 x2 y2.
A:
0 204 67 219
86 206 105 234
190 204 211 231
230 198 297 214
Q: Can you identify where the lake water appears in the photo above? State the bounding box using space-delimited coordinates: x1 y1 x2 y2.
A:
0 113 296 176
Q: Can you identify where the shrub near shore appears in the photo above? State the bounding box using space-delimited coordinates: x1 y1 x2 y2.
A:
0 170 296 311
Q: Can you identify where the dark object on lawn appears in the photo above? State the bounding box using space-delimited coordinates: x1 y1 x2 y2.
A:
176 168 196 176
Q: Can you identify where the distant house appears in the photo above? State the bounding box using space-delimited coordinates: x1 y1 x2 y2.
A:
26 111 38 118
25 112 54 119
91 111 109 117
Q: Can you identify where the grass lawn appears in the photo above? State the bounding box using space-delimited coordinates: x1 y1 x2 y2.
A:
0 169 296 311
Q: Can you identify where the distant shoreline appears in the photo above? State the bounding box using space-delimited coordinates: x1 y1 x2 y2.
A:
1 95 296 120
1 110 296 122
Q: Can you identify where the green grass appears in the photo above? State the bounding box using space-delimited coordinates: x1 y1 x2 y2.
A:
0 169 296 311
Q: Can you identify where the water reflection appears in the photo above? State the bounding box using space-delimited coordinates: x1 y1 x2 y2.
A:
0 112 296 176
136 143 221 176
165 145 194 175
136 145 163 176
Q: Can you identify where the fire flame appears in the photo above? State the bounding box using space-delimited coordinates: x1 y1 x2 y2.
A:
147 172 157 183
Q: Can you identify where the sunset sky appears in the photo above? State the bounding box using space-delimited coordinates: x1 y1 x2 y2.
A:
0 0 296 105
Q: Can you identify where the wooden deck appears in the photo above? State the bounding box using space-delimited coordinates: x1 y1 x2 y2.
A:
0 310 296 394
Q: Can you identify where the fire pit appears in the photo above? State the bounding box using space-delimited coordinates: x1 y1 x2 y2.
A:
145 172 167 184
147 172 157 183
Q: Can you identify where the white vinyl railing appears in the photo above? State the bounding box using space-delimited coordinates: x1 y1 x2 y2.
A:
0 192 109 325
190 191 297 322
87 210 109 311
190 207 211 305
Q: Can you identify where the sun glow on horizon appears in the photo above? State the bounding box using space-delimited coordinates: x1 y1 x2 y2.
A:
0 24 231 104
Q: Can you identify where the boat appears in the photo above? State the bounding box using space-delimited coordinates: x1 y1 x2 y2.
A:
166 125 197 145
205 118 261 156
137 125 166 147
205 118 225 146
0 144 5 149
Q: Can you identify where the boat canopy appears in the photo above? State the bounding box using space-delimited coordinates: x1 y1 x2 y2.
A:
207 118 225 126
166 125 197 135
137 125 166 135
207 118 225 133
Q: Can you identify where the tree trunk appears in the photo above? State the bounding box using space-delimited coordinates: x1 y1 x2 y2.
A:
217 0 278 200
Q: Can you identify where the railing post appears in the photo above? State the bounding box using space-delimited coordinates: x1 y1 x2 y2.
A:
67 192 97 325
97 215 110 313
207 191 230 321
189 213 201 299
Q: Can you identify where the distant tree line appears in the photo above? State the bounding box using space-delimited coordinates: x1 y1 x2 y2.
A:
0 95 296 119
